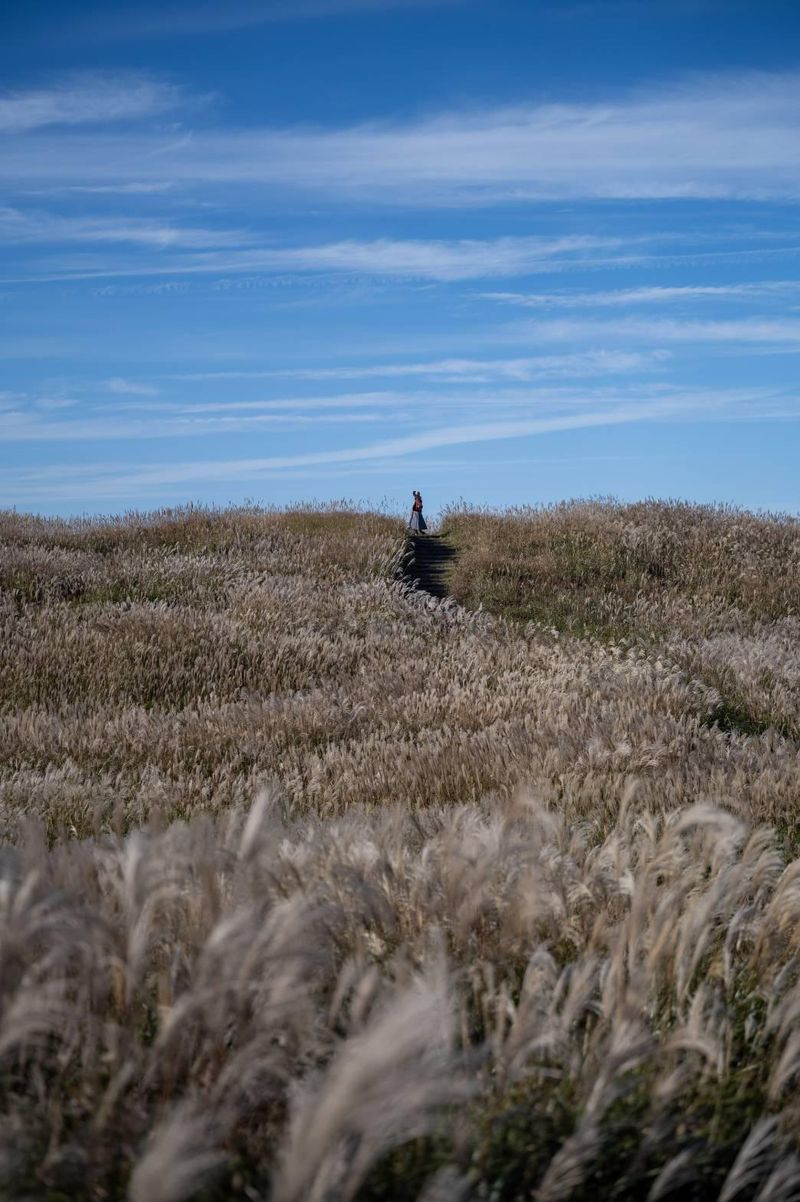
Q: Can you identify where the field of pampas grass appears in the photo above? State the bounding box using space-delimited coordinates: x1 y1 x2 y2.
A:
2 499 800 1200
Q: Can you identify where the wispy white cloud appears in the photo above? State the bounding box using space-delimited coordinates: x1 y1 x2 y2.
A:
104 377 159 397
0 403 670 501
171 383 779 425
0 405 386 443
483 282 800 309
0 73 182 133
3 233 646 284
5 382 674 432
0 207 249 250
27 182 175 195
175 349 669 383
4 386 792 503
4 71 800 203
264 235 624 280
34 396 80 411
171 391 404 414
515 316 800 347
14 233 800 288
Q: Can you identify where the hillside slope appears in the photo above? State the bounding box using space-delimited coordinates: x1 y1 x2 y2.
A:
443 499 800 743
1 502 800 1199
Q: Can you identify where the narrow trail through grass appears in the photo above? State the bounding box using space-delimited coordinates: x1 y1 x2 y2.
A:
402 533 458 599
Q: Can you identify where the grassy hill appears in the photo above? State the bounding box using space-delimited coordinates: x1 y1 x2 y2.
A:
442 500 800 738
2 501 800 1199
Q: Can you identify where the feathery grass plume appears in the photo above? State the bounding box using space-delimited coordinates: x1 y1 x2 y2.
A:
753 1156 800 1202
416 1167 475 1201
718 1118 781 1202
272 959 465 1202
128 1100 225 1202
532 1121 601 1202
645 1149 697 1202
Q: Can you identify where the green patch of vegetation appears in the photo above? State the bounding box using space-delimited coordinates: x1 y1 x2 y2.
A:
360 1135 454 1201
441 499 800 632
470 1079 578 1198
704 695 780 740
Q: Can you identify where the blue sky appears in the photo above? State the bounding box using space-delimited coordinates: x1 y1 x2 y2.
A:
2 0 800 516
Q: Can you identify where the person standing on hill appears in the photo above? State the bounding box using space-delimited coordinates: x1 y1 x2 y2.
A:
409 490 427 533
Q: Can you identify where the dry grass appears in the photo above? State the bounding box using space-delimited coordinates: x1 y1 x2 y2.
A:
443 499 800 742
1 499 800 1199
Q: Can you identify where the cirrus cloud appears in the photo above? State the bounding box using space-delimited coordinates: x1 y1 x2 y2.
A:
3 71 800 204
0 72 184 133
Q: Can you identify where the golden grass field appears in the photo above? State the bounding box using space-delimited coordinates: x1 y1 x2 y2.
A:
2 499 800 1200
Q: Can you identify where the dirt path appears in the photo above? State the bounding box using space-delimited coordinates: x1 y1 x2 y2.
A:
402 533 457 599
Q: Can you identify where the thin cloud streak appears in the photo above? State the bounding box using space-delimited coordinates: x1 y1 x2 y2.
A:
483 282 800 309
3 71 800 202
29 182 175 195
6 388 787 501
13 240 800 286
0 408 385 443
0 207 251 250
4 234 636 284
173 350 668 384
5 383 688 432
0 404 672 501
4 387 798 504
516 317 800 346
169 386 780 424
0 73 182 133
174 391 416 414
272 349 670 381
105 377 159 397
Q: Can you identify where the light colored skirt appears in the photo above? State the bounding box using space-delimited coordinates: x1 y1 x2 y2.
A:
408 510 426 532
